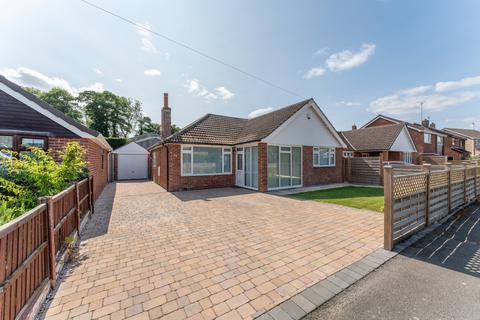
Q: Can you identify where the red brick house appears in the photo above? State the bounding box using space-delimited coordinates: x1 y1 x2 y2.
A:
362 115 467 163
0 75 112 199
149 96 347 192
340 123 417 163
443 128 480 158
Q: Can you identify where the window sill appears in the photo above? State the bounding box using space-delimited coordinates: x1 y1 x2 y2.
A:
181 172 233 177
313 164 336 168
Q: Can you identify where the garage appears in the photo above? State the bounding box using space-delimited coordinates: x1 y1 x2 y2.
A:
113 142 149 180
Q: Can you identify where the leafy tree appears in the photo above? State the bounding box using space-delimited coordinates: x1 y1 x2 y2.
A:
79 91 143 137
25 87 83 122
138 116 160 135
171 124 181 134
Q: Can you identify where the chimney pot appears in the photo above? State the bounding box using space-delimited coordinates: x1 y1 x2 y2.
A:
430 122 436 129
161 93 172 139
352 124 357 130
421 118 430 128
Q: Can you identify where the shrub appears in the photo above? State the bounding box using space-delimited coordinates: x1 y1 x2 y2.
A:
0 142 88 225
106 137 128 150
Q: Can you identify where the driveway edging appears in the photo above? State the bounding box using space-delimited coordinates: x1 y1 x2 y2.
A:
254 248 397 320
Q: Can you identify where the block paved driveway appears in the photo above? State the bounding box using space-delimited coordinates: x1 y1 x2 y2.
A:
44 181 383 320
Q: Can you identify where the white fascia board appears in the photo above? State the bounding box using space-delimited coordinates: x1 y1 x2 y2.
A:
0 82 93 139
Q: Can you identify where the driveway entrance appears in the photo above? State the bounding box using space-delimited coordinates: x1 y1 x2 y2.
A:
44 181 383 320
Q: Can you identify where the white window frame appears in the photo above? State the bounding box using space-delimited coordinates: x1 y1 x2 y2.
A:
181 145 232 176
403 152 413 164
424 133 432 144
267 144 303 191
342 151 354 158
313 147 336 167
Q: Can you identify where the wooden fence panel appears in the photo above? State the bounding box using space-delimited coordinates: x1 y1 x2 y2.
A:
349 157 382 185
384 163 479 250
0 177 93 320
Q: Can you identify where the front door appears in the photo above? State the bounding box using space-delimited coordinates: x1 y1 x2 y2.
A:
236 148 244 186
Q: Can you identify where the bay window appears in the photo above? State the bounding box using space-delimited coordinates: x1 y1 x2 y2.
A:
313 147 336 167
181 146 232 176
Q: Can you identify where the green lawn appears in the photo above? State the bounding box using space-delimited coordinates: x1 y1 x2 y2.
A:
291 186 384 212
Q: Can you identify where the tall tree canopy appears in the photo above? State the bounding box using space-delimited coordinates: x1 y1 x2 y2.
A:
25 87 180 138
25 87 83 122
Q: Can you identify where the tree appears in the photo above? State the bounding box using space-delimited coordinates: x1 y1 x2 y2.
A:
78 91 143 137
137 116 160 135
25 87 83 122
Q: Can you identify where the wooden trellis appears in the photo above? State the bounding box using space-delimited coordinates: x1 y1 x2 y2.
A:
384 163 480 250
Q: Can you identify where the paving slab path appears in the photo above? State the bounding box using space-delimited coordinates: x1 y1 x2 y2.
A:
43 181 383 320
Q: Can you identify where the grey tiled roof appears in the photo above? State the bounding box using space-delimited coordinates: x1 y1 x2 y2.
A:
444 128 480 139
163 99 311 146
340 124 404 151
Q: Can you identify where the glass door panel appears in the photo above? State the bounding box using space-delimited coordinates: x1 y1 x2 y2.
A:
280 152 291 187
267 146 279 188
292 147 302 186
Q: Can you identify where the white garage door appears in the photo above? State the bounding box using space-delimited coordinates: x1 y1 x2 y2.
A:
117 154 148 180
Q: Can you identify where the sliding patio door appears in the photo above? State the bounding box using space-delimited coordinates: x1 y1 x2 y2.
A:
267 145 302 190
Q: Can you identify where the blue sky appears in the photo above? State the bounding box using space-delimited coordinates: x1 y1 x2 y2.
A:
1 0 480 132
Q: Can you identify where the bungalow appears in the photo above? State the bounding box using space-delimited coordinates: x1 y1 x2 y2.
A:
149 96 346 192
443 128 480 158
0 75 112 199
340 123 417 163
362 115 467 163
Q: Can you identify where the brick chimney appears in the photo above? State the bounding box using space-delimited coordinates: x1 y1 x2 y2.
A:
161 93 171 139
430 122 436 129
421 118 430 128
352 124 357 130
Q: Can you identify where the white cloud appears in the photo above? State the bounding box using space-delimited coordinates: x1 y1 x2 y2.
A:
114 78 122 83
215 86 235 101
398 85 432 96
368 91 480 116
368 76 480 116
144 69 161 76
435 75 480 92
0 66 104 95
336 101 361 107
79 82 105 93
314 47 329 56
136 22 157 53
248 107 274 118
326 43 376 72
93 68 103 75
164 52 171 61
303 67 326 79
185 79 201 94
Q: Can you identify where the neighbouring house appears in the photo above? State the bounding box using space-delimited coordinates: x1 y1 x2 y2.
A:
340 123 417 163
0 75 112 199
362 115 467 163
443 128 480 158
112 133 161 180
149 96 347 192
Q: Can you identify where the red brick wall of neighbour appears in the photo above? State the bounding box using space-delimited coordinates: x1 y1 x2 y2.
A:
161 144 236 192
366 118 397 127
444 137 461 161
302 147 344 186
49 137 109 200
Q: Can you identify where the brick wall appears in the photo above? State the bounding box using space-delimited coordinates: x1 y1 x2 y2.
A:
151 147 169 189
366 118 397 127
49 137 109 200
258 143 268 192
444 136 461 161
152 144 236 192
302 147 343 186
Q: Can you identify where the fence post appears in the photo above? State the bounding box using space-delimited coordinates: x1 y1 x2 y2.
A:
44 196 57 289
74 182 81 238
446 163 452 213
384 165 394 250
89 176 95 214
422 163 431 226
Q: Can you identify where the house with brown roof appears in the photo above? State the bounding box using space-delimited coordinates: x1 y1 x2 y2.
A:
149 96 346 192
362 115 467 163
340 123 417 163
0 75 112 199
443 128 480 158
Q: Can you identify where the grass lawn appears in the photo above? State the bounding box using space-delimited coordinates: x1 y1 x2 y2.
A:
291 186 384 212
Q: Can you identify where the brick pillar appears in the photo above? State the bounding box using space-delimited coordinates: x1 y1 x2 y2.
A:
258 143 268 192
